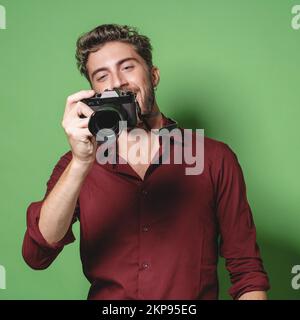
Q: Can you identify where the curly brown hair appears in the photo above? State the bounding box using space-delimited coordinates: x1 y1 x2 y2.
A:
75 24 153 83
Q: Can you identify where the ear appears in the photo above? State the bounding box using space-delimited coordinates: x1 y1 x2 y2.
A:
151 66 160 88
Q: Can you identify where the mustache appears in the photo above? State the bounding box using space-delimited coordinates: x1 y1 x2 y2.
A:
113 87 138 94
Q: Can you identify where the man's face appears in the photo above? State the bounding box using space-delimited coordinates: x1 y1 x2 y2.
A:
86 41 159 118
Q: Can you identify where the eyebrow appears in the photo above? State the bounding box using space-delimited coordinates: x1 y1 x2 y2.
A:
90 57 139 80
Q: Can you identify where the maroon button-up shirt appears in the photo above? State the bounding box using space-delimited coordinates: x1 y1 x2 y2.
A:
22 116 270 300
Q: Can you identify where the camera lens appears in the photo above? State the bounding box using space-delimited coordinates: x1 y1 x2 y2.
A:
88 104 127 141
95 110 120 131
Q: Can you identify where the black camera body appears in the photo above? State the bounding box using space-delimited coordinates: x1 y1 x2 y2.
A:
81 89 140 140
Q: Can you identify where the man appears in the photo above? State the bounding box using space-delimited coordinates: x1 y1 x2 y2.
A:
22 24 270 300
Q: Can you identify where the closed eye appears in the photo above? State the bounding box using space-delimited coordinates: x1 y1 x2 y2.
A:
96 74 107 82
123 65 134 70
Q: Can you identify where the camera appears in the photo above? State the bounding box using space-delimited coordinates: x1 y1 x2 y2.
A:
81 89 140 141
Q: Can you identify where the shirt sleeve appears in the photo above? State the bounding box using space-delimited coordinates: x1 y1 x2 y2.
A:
213 142 270 299
22 151 79 270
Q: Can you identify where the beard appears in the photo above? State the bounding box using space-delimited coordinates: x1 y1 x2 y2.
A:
143 74 155 114
118 72 155 115
117 75 156 129
136 80 155 130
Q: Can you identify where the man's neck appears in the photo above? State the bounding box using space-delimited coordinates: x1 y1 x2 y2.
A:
138 102 163 130
117 103 162 170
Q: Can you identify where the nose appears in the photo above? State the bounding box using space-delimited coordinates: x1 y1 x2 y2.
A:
110 71 128 90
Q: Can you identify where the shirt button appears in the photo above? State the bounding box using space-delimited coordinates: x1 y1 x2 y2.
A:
141 189 148 196
142 262 149 269
142 225 150 232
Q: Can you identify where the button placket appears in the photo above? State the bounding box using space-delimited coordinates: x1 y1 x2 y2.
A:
139 184 151 290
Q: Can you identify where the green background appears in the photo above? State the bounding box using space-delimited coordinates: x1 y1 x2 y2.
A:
0 0 299 299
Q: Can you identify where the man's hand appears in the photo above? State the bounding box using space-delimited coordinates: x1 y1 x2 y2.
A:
62 89 97 165
39 89 97 245
238 291 267 300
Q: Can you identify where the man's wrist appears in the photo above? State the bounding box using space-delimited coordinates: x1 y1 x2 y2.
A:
238 291 267 300
69 157 94 175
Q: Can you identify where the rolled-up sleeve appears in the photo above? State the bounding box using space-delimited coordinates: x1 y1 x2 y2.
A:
214 142 270 299
22 151 79 270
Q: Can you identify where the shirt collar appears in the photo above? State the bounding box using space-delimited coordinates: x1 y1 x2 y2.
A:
159 113 185 146
96 113 187 173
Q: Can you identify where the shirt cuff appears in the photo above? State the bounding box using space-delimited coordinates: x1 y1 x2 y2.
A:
26 201 76 251
229 271 271 300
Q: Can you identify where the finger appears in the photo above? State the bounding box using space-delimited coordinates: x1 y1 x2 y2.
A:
69 101 93 118
71 128 93 143
79 127 93 138
75 101 94 118
77 117 90 128
91 136 97 145
66 89 95 106
64 89 95 118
